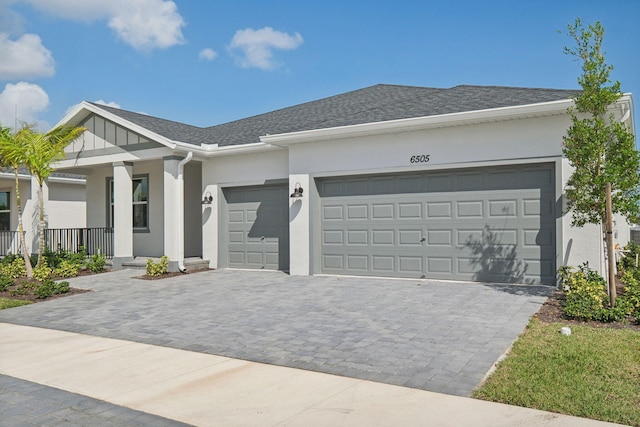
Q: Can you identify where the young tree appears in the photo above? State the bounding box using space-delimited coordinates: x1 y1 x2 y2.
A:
562 19 640 303
16 124 85 267
0 124 34 278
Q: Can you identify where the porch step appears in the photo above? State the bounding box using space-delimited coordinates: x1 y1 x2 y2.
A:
110 257 210 272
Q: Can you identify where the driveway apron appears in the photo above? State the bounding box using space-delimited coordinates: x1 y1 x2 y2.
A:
0 269 551 397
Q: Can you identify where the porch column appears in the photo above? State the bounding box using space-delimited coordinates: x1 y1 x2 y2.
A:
289 174 311 275
112 161 133 268
163 156 182 272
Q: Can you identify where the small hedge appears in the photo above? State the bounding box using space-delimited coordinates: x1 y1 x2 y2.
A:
559 263 639 323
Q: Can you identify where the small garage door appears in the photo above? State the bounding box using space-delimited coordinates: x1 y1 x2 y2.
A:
318 164 556 284
222 184 289 271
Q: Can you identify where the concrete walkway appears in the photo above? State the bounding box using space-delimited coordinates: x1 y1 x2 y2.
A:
0 323 624 426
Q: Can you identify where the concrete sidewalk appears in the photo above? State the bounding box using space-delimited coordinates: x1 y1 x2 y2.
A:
0 323 625 427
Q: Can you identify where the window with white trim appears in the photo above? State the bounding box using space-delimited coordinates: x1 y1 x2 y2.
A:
108 176 149 230
0 191 9 231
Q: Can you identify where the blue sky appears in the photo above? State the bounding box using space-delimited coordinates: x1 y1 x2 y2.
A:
0 0 638 132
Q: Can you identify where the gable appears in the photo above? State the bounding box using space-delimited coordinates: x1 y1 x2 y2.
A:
66 114 164 158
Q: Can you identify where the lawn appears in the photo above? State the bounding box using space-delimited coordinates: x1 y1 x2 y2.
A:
474 319 640 426
0 298 32 310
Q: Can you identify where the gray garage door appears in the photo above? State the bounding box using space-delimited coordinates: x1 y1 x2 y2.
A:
318 164 556 284
222 184 289 271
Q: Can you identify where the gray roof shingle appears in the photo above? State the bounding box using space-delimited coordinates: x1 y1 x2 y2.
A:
91 84 579 147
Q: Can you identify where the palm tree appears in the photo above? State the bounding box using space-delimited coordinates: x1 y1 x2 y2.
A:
16 124 86 267
0 124 34 278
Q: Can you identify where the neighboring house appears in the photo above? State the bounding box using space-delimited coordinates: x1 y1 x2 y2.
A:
0 169 86 256
53 84 635 284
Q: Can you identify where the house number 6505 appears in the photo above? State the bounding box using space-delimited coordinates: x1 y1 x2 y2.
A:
410 155 430 163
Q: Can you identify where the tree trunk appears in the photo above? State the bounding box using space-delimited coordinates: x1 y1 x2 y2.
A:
13 169 33 278
605 183 616 306
37 181 45 268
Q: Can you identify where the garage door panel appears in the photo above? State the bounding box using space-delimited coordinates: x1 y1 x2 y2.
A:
427 229 452 246
427 202 451 218
372 230 394 245
347 255 368 270
372 204 394 219
372 256 394 272
399 230 423 245
399 256 422 273
223 185 289 271
323 205 343 220
346 230 367 245
489 200 517 217
398 203 422 219
428 257 453 273
318 164 555 284
457 201 484 218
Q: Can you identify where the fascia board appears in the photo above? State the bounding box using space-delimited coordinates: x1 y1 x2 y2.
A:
261 99 576 145
55 147 174 169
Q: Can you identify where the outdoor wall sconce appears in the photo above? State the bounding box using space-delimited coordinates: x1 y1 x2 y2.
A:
202 191 213 204
290 182 304 198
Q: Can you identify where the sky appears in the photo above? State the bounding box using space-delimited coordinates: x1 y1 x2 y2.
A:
0 0 639 133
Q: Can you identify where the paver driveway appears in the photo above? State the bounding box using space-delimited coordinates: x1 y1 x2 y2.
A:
0 269 551 396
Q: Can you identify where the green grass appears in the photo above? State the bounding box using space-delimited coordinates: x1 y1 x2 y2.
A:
474 319 640 426
0 298 32 310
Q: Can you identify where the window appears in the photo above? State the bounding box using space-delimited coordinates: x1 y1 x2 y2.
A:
0 191 9 231
108 176 149 230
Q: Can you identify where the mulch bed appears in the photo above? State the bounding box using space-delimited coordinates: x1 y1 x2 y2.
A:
1 268 213 303
135 268 213 280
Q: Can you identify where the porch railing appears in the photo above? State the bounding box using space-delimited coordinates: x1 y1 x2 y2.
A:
0 228 114 259
0 231 23 257
44 228 114 259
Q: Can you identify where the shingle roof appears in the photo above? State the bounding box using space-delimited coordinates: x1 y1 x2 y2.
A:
92 84 579 147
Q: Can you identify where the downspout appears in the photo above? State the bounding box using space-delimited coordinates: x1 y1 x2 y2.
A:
177 151 193 272
620 106 630 124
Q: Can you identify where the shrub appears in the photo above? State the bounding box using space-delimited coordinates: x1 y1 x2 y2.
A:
618 241 640 272
53 260 80 278
34 279 70 299
0 257 26 279
45 245 87 269
0 275 14 291
33 260 53 281
146 256 169 277
559 264 629 322
10 281 36 296
621 271 640 320
85 252 106 273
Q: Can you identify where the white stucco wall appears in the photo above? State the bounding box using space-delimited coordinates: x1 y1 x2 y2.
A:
47 181 86 229
201 150 288 268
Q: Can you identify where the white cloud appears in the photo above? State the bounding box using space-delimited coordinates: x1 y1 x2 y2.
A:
0 82 50 130
94 99 121 109
18 0 185 51
0 33 55 80
229 27 303 70
199 48 218 61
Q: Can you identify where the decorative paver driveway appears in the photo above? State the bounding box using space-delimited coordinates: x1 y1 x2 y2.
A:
0 269 551 396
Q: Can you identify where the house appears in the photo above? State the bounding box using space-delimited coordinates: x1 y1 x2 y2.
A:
0 168 86 256
52 84 635 284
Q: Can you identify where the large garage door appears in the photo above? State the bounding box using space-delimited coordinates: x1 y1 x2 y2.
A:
318 164 555 284
223 184 289 271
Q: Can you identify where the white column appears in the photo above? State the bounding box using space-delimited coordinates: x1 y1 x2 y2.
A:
112 161 133 268
201 182 219 269
163 156 181 272
289 174 311 275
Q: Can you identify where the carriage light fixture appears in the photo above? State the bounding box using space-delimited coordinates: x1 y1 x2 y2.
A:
202 191 213 204
290 182 304 198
